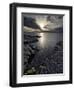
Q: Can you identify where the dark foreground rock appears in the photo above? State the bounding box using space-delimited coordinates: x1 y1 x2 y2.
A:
23 40 63 75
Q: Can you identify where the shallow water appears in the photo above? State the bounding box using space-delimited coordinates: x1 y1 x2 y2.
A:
36 32 63 50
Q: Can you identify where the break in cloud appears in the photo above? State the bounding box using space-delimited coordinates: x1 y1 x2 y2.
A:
23 14 63 32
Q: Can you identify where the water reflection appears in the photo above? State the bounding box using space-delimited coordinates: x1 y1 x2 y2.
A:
38 33 63 49
39 33 44 47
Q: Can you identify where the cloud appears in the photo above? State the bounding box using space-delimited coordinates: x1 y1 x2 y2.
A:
45 15 63 30
24 17 41 29
23 14 63 32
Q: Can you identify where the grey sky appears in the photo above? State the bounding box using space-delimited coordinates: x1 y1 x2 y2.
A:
23 13 63 31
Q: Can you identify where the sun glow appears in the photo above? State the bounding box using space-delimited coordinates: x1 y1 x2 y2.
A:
39 23 45 30
36 17 48 30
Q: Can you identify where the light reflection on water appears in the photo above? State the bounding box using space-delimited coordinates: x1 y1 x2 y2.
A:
38 33 63 49
39 33 45 47
24 32 63 50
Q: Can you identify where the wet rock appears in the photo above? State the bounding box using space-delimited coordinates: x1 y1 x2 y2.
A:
23 34 63 75
24 67 36 75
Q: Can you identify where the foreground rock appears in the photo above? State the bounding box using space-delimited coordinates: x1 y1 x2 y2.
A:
23 41 63 75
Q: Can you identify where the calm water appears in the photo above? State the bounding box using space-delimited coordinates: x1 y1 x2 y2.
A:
36 32 63 50
24 32 63 51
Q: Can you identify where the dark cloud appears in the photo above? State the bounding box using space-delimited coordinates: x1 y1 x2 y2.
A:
47 15 63 23
44 15 63 30
24 17 41 29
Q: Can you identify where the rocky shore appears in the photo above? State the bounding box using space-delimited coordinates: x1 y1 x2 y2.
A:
23 34 63 75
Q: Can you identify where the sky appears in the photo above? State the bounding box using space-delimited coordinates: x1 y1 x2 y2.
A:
23 14 63 32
